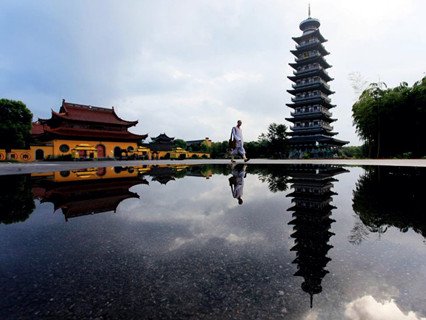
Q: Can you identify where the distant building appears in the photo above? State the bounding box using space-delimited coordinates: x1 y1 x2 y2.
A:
286 10 348 158
186 137 212 148
150 133 175 151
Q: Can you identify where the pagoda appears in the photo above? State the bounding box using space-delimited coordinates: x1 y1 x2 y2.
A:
286 8 348 158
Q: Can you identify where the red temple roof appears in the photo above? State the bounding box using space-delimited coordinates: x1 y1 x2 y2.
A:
43 127 148 141
32 100 148 142
52 100 139 127
31 122 45 135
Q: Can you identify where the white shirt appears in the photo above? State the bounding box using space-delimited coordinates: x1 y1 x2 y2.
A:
232 126 243 142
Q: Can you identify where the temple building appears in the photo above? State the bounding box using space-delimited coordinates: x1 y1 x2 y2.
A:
30 99 148 160
0 99 211 161
286 9 348 158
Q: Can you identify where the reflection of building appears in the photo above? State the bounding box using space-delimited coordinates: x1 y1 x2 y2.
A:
286 164 348 307
32 167 149 221
286 9 347 158
31 164 214 220
148 166 177 185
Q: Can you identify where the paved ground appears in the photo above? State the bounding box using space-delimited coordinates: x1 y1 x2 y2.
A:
1 158 425 176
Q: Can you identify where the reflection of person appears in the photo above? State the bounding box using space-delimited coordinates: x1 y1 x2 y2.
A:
230 120 249 163
229 164 247 205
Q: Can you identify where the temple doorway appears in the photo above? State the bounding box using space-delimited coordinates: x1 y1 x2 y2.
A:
114 146 122 159
96 144 106 158
35 149 44 160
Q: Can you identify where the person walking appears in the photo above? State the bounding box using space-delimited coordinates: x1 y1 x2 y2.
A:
230 120 249 162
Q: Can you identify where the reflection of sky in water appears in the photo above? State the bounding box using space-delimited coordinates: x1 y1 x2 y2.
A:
0 165 425 319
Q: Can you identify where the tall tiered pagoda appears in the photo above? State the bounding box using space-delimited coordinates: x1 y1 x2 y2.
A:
286 9 348 158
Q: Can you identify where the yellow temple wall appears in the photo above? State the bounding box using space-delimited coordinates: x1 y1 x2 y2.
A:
1 142 210 162
0 148 46 162
49 139 139 159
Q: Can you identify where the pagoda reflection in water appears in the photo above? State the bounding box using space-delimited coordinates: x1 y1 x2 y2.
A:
286 164 348 307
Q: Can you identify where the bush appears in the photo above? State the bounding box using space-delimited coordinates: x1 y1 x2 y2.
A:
45 154 74 161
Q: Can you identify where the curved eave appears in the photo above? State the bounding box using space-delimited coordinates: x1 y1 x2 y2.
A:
292 29 327 44
151 136 175 142
50 110 138 127
286 114 336 123
289 128 329 135
111 108 139 127
287 96 334 107
288 72 333 83
290 44 329 56
289 55 331 69
286 100 336 109
60 101 139 127
287 85 334 95
288 135 348 146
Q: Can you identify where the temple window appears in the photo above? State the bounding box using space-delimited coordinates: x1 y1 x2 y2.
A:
59 144 70 153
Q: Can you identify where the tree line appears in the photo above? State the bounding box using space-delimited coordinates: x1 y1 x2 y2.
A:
352 76 426 158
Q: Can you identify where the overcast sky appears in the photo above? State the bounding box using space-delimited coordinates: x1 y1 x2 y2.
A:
1 0 425 145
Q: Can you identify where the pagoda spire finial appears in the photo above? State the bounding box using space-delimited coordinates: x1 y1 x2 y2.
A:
308 3 311 18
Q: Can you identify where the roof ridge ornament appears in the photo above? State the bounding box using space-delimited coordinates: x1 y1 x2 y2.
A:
308 3 311 18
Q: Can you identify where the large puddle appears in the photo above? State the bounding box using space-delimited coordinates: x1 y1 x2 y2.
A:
0 164 425 319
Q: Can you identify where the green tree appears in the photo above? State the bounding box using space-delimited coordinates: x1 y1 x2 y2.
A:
210 141 228 158
173 139 187 150
0 99 33 157
340 146 365 158
352 77 426 158
256 123 288 158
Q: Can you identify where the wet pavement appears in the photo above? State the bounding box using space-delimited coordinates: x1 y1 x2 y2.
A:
0 164 425 319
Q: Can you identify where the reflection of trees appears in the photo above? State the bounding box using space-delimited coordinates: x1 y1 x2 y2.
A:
348 215 370 245
286 165 347 307
352 167 426 240
0 174 35 224
249 165 290 192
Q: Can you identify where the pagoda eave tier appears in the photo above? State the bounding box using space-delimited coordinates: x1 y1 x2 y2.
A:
43 127 148 141
286 101 336 109
287 86 334 95
289 55 331 69
288 135 349 146
288 70 333 82
290 44 329 56
289 128 337 136
292 29 326 44
286 115 337 123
